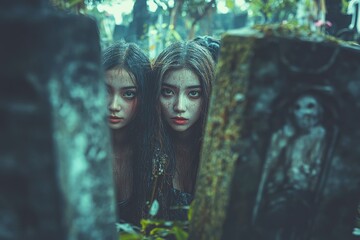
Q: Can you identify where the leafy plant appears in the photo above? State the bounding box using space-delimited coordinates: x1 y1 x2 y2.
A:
342 0 351 14
117 200 192 240
117 218 189 240
244 0 297 23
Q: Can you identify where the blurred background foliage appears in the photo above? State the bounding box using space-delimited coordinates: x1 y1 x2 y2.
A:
49 0 354 58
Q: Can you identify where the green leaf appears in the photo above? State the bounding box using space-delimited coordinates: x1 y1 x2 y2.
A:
116 223 138 234
188 201 194 221
342 0 350 14
68 0 83 7
172 226 189 240
225 0 235 9
149 199 160 217
170 29 183 41
150 227 171 237
119 233 142 240
140 219 151 231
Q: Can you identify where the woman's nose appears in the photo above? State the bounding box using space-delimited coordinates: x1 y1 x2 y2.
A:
109 95 121 112
173 95 186 113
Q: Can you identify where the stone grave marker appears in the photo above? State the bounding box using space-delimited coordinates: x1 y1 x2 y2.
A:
190 27 360 240
0 2 116 240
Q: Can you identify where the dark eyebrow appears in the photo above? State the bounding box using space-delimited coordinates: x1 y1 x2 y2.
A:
162 83 201 89
187 85 201 89
105 84 136 90
162 83 177 89
122 86 137 90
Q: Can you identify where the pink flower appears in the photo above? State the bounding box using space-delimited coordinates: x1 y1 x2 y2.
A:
314 20 332 28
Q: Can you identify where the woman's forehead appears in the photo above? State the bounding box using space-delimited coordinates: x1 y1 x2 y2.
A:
163 68 200 87
105 68 136 87
106 68 137 87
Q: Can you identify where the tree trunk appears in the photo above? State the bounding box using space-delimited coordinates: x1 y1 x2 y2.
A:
128 0 150 48
169 0 184 30
188 0 215 39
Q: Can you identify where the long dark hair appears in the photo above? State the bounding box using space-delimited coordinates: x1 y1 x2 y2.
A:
102 41 153 223
150 41 215 219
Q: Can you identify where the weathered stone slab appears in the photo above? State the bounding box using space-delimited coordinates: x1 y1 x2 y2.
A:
190 27 360 240
0 6 116 240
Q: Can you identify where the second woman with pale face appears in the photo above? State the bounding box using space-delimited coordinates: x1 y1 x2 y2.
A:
150 41 215 220
106 69 138 130
103 41 152 225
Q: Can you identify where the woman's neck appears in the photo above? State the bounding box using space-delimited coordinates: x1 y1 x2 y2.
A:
170 123 199 145
112 126 132 147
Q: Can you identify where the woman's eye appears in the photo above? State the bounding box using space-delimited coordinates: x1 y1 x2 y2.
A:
189 90 201 98
123 90 136 99
161 88 174 97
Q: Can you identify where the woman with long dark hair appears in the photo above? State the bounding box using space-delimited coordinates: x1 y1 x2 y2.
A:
150 41 215 220
102 41 152 225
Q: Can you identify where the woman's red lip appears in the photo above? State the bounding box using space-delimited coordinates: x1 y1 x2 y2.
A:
172 117 188 120
109 117 123 123
172 117 188 125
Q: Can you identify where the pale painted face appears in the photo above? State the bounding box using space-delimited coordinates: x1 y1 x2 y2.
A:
293 95 322 130
105 68 138 130
160 68 203 133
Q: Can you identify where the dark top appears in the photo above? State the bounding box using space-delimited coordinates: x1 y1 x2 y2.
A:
168 188 193 221
151 147 194 221
117 198 139 225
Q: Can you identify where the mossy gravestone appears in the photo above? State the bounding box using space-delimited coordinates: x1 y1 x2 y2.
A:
0 2 116 240
190 27 360 240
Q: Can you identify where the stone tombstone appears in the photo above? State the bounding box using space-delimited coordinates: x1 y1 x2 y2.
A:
0 3 116 240
190 27 360 240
